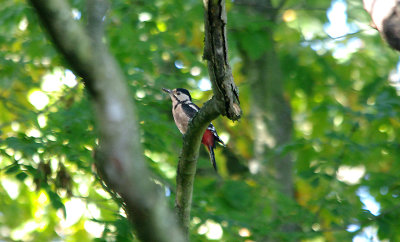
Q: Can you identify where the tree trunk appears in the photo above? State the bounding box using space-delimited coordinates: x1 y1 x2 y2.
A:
235 0 296 238
245 42 294 197
244 28 296 241
28 1 186 241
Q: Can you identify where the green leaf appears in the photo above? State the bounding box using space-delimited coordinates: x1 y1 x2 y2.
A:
5 164 20 174
47 190 66 218
220 180 251 209
16 172 28 181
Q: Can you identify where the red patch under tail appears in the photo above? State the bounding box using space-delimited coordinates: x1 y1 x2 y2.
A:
202 129 217 171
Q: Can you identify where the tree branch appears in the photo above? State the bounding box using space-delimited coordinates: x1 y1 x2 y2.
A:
86 0 109 44
363 0 400 51
203 0 241 120
175 98 220 237
28 0 184 241
174 0 241 238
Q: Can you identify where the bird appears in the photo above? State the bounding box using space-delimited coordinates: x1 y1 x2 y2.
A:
162 88 225 171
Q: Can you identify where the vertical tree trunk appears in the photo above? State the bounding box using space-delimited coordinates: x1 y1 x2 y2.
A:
245 41 294 197
244 28 296 241
235 0 296 238
174 1 241 239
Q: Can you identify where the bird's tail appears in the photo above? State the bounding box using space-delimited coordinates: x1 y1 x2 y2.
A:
208 145 217 172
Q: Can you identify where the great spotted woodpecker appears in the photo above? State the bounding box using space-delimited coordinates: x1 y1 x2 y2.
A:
162 88 225 171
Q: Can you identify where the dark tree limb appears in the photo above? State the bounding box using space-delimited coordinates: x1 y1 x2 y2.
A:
175 0 241 239
175 98 220 237
203 0 241 120
28 0 185 241
363 0 400 51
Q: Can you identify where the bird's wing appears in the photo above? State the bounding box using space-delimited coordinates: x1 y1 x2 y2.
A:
181 104 225 146
207 123 225 146
181 102 200 119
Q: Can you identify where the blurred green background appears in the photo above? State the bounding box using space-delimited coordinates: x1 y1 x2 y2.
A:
1 0 400 241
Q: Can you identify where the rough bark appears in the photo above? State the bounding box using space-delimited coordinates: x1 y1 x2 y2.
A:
28 0 185 241
174 0 241 239
175 98 220 238
203 0 241 120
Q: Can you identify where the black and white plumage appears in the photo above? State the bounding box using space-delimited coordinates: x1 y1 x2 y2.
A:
206 123 224 146
162 88 224 171
165 88 199 134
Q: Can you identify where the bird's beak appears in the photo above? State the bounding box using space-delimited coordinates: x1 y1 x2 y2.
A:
162 88 172 94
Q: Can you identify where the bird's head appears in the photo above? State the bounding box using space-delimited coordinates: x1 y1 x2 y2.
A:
162 88 192 102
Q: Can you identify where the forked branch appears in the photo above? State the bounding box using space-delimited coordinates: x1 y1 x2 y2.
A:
175 0 241 239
